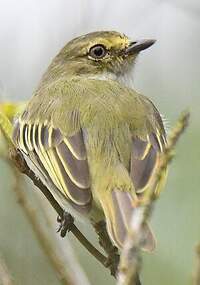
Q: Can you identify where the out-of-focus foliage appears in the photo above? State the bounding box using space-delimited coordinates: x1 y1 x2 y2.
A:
0 102 26 121
0 102 26 153
0 1 199 285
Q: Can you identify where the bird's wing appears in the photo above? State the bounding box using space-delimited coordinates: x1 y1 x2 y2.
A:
130 97 167 196
12 117 92 209
103 96 167 252
103 189 156 252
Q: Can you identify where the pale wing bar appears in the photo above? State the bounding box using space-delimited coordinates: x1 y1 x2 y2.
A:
13 120 91 206
131 130 166 193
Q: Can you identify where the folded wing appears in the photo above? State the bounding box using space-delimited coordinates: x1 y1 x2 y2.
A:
13 119 92 208
131 129 167 195
101 104 167 251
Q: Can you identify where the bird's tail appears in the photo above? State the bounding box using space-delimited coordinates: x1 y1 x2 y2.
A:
99 188 156 251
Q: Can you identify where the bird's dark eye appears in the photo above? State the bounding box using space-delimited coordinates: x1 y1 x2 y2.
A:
89 44 107 59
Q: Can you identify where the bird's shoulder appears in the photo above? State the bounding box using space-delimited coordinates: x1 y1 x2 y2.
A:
18 77 165 138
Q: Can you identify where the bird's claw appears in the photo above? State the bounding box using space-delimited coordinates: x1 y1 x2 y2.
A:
104 246 120 277
57 211 74 237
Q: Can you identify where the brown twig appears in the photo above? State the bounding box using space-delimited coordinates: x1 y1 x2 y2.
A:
0 114 114 276
37 199 91 285
117 111 190 285
9 167 76 285
8 148 108 269
1 152 91 285
0 255 14 285
93 221 120 277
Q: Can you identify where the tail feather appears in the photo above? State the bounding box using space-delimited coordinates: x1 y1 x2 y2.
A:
100 189 156 251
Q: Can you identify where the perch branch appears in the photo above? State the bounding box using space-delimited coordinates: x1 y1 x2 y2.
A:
0 112 114 276
7 165 77 285
93 221 120 277
8 148 107 268
117 111 190 285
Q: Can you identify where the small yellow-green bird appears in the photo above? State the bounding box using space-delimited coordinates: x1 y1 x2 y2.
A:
12 31 167 251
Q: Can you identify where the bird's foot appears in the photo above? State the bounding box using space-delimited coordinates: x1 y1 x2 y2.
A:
104 246 120 277
57 211 74 237
93 220 120 277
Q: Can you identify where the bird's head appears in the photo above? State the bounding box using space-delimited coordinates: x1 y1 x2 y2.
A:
48 31 155 81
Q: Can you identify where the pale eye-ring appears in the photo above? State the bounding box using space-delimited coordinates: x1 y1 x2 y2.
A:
89 44 107 59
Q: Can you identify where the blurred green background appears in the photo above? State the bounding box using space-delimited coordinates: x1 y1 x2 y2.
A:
0 0 199 284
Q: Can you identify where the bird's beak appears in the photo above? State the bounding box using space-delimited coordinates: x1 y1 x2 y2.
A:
125 39 156 54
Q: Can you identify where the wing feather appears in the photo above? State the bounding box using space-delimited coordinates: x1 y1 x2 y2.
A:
102 189 156 251
13 120 92 207
64 131 87 160
56 141 90 188
131 130 167 194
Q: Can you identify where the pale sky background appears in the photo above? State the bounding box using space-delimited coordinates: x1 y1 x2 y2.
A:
0 1 199 285
0 0 199 119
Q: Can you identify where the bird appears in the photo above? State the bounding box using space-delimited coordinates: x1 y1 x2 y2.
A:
12 31 167 252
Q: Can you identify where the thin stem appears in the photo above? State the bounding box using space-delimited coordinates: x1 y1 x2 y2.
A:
93 221 120 277
70 224 107 265
9 168 76 285
9 148 107 268
117 111 190 285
